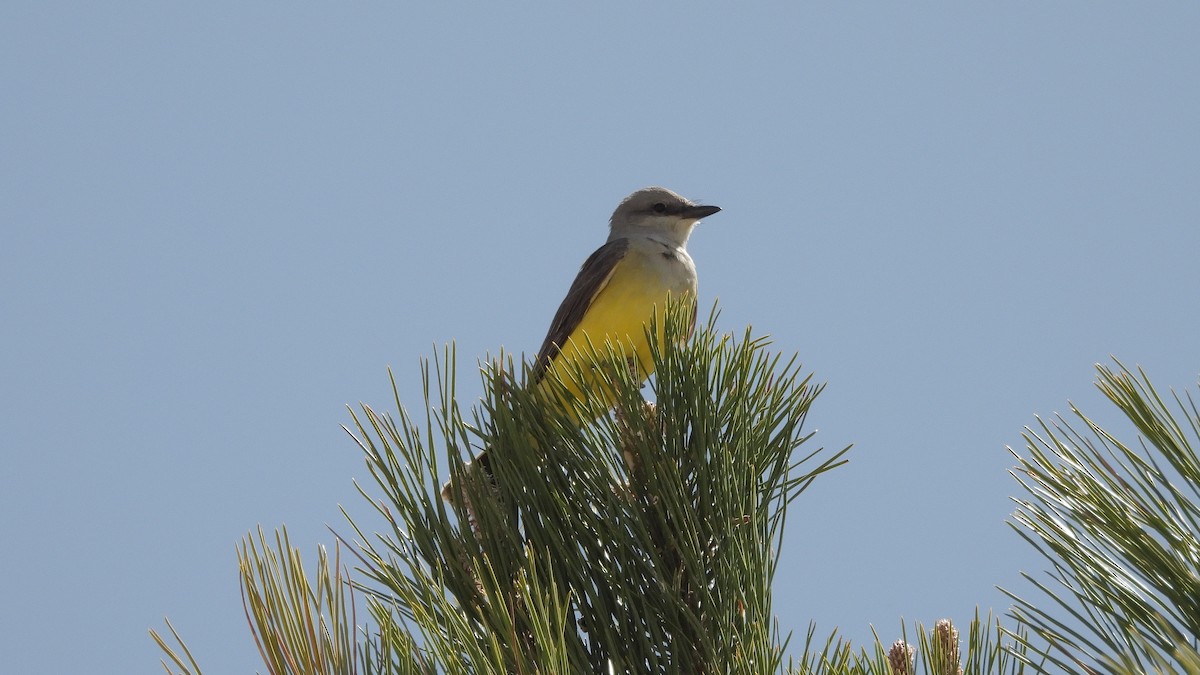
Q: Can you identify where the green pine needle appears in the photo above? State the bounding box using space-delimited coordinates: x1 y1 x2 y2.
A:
1005 360 1200 674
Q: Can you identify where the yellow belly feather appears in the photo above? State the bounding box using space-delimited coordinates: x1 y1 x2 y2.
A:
536 249 693 419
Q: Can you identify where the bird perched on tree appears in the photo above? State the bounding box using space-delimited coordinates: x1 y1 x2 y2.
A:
444 186 720 503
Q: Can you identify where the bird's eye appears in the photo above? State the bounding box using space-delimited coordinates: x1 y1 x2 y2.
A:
652 202 667 214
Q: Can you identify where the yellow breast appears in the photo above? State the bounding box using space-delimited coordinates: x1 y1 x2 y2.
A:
536 245 696 419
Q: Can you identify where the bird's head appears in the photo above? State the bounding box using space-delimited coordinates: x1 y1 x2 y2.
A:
608 186 720 246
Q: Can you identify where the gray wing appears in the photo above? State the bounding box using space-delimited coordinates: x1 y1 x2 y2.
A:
531 238 630 383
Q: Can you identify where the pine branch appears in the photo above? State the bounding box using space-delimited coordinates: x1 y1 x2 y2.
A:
343 302 848 672
1004 360 1200 674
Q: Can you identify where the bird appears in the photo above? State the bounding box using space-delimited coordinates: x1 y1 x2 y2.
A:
443 186 720 503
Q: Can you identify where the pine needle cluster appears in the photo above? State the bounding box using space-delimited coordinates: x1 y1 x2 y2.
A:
1006 362 1200 674
337 304 846 672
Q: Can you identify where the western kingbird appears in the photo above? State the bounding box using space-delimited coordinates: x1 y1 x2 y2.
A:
444 186 720 501
529 186 720 412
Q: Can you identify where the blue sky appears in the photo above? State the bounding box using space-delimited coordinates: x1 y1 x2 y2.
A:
3 3 1198 672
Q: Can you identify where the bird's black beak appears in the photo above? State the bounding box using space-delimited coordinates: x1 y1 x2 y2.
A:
682 204 721 220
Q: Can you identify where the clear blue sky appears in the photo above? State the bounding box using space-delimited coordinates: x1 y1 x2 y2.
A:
3 4 1198 672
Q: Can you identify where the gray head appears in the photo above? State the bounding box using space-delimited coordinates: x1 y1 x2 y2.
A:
608 186 720 246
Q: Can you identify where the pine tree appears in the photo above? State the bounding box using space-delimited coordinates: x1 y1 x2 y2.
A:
158 303 848 673
153 310 1200 674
